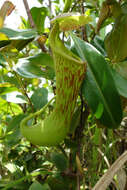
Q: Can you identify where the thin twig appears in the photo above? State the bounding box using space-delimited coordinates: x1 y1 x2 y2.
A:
92 151 127 190
23 0 35 28
97 148 110 168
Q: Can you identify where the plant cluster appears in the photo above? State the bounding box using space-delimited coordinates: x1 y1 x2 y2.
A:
0 0 127 189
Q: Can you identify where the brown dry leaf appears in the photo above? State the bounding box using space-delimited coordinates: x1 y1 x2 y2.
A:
0 1 15 28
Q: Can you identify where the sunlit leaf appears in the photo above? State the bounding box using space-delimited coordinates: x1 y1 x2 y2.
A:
30 7 48 33
0 32 11 48
0 28 37 39
0 97 22 115
2 91 27 103
14 53 55 80
0 27 37 51
0 83 18 95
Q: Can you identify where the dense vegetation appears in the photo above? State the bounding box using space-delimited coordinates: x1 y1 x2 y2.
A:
0 0 127 189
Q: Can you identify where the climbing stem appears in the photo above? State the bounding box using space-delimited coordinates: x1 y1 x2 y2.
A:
20 96 56 128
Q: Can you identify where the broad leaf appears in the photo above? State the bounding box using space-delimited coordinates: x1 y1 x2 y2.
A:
71 33 122 128
14 53 55 80
0 85 18 95
0 82 19 95
29 181 51 190
0 28 37 51
1 75 20 87
0 32 11 48
91 35 106 56
114 61 127 80
4 115 25 147
31 87 48 110
0 97 22 115
111 68 127 98
0 28 37 39
7 114 26 132
30 7 48 33
50 152 68 172
5 128 22 147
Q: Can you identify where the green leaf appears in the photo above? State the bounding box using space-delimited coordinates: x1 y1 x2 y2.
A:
2 75 20 87
71 33 122 128
0 39 11 48
29 181 51 190
50 152 68 171
91 35 106 56
41 183 51 190
0 86 18 95
114 61 127 80
30 7 48 33
29 181 43 190
47 174 69 190
31 87 48 110
0 97 22 115
0 53 6 66
0 28 37 39
111 68 127 98
2 91 27 103
11 38 34 51
7 114 25 132
0 32 11 48
38 0 43 4
14 53 55 80
0 28 37 51
5 127 22 147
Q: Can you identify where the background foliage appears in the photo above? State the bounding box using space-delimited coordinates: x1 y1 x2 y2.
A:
0 0 127 189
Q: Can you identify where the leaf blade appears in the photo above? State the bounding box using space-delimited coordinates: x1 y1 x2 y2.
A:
13 53 55 80
71 33 122 128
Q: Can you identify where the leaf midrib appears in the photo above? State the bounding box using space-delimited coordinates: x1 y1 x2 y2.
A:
72 35 117 127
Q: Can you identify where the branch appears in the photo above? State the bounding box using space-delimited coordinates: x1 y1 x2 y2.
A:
92 151 127 190
23 0 35 28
